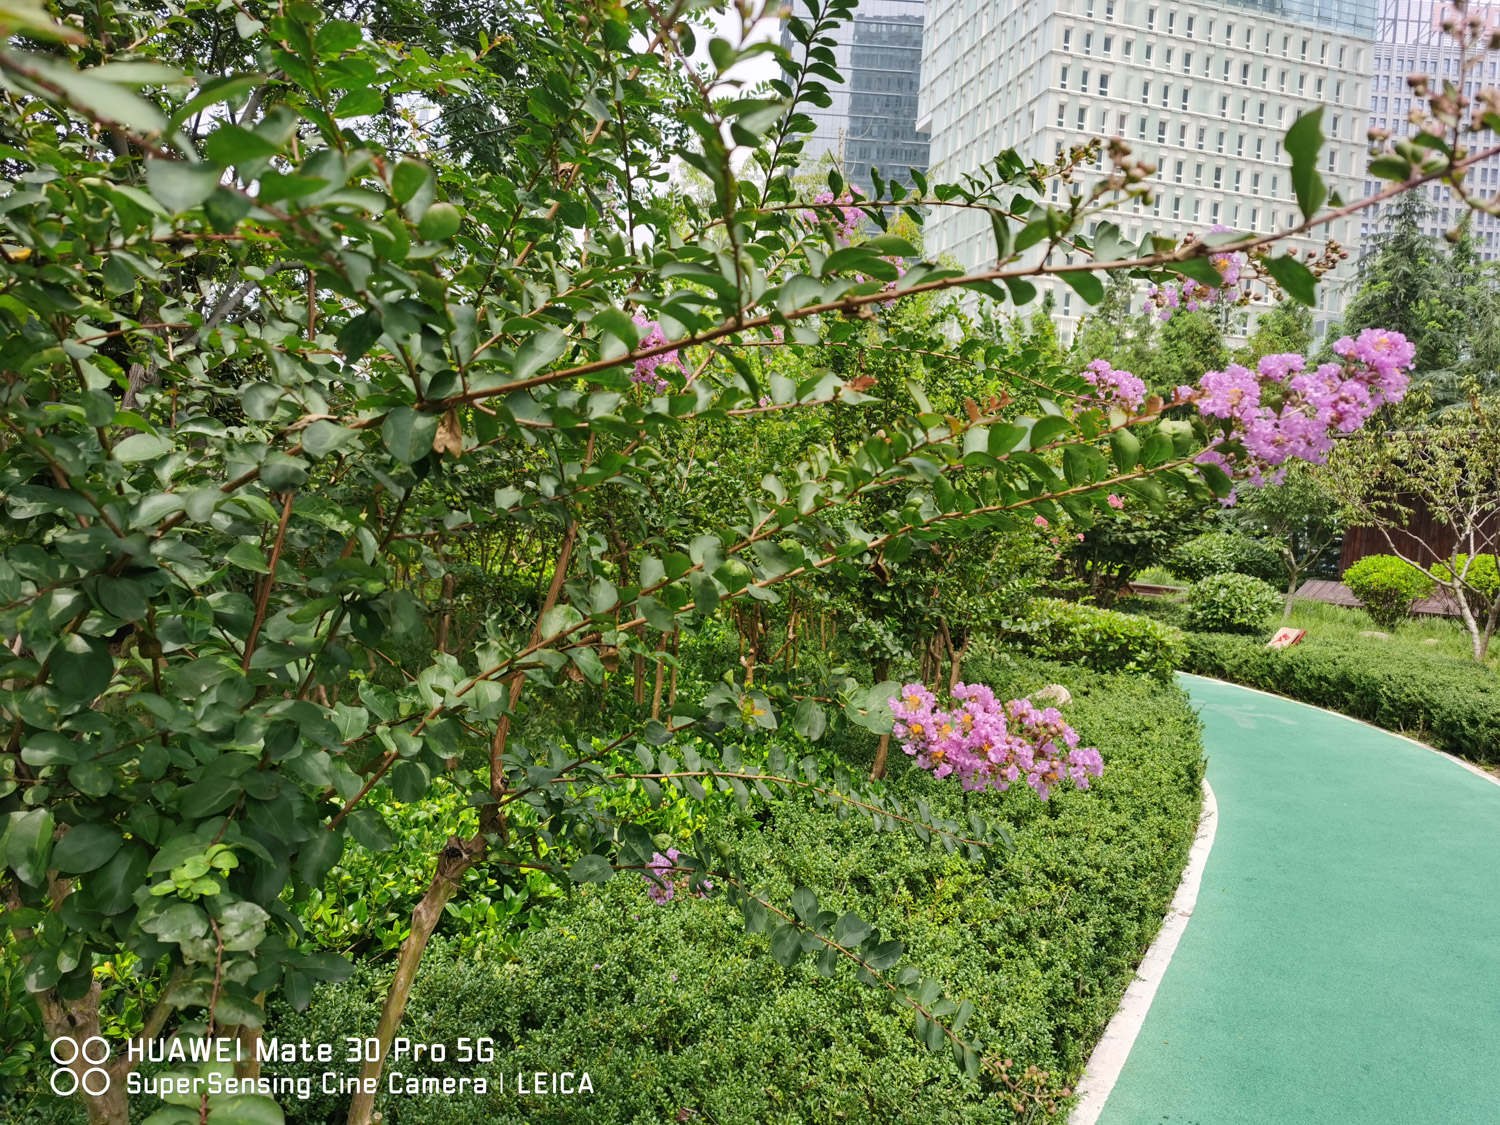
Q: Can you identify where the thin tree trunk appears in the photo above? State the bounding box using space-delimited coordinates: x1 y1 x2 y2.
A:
649 633 668 721
434 571 456 653
33 983 129 1125
345 835 484 1125
869 657 891 780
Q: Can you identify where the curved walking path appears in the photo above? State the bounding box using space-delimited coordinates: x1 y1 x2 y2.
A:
1083 673 1500 1125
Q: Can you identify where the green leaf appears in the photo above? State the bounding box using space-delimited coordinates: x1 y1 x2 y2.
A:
1264 253 1318 306
770 922 804 967
4 808 54 886
296 829 343 887
791 698 826 742
218 901 269 951
864 938 904 971
391 158 432 205
569 854 614 883
301 420 355 459
381 407 438 464
417 202 462 241
1059 269 1104 305
512 329 568 384
333 87 383 119
1284 108 1327 220
346 808 395 852
50 634 113 703
145 159 222 213
1109 428 1140 473
205 124 280 165
833 912 872 949
98 576 148 620
1369 154 1413 182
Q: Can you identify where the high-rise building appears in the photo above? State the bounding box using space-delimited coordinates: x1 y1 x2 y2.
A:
1360 2 1500 260
917 0 1379 341
780 0 930 196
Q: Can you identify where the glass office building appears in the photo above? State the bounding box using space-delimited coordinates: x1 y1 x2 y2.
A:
780 0 930 196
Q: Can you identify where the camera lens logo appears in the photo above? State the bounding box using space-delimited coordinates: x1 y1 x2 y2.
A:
50 1036 111 1096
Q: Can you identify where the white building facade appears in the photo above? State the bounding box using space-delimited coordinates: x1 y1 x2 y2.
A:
1361 2 1500 259
917 0 1380 340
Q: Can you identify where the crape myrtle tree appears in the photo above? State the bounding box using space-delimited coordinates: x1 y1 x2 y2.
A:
0 0 1472 1119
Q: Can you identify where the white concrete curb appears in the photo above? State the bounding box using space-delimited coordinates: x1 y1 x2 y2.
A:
1068 776 1218 1125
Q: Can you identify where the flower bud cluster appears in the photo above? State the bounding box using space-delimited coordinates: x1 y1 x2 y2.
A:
642 848 712 904
1144 226 1248 317
889 683 1104 800
801 189 864 242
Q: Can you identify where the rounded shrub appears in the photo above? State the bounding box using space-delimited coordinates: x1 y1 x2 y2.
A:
1434 553 1500 614
1342 554 1435 630
1000 597 1185 679
1169 531 1283 585
1186 572 1282 634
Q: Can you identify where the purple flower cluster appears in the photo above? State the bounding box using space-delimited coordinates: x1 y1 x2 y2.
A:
1144 226 1248 319
631 314 679 393
642 848 712 905
888 683 1104 800
801 189 864 242
1078 358 1147 412
1188 328 1414 483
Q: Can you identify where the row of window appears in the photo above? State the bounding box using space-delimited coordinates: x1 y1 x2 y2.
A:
1053 86 1345 136
1059 64 1344 107
1057 37 1351 102
1063 10 1354 70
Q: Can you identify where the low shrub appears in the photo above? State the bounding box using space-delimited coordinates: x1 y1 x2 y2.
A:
998 597 1185 679
1186 573 1282 634
255 660 1204 1125
1342 554 1434 629
1435 553 1500 614
1169 531 1284 585
1181 631 1500 762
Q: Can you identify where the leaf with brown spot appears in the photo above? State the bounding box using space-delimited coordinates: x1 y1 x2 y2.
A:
433 408 464 458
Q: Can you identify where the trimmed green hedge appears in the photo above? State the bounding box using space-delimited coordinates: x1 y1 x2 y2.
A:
1342 554 1434 629
253 659 1203 1125
999 597 1185 680
1169 531 1283 585
1186 572 1282 634
1181 631 1500 762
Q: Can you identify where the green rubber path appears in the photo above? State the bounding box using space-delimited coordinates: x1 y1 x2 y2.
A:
1095 673 1500 1125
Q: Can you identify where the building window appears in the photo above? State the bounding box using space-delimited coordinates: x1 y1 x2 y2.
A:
1282 34 1289 57
1213 166 1223 188
1144 42 1153 63
1320 41 1328 65
1124 38 1133 59
1196 126 1206 149
1167 11 1176 34
1224 21 1233 45
1063 27 1072 51
1157 119 1167 143
1271 174 1278 197
1257 102 1266 125
1219 95 1228 118
1147 7 1156 30
1279 69 1288 92
1252 172 1261 195
1165 47 1173 68
1138 115 1147 140
1216 129 1225 153
1174 159 1184 183
1081 70 1090 93
1183 51 1192 73
1173 195 1181 219
1236 132 1245 156
1141 81 1150 104
1243 26 1251 48
1335 79 1343 103
1239 98 1247 121
1211 200 1221 222
1194 161 1203 185
1234 168 1243 191
1099 73 1110 96
1153 193 1162 216
1326 149 1336 172
1178 122 1187 145
1193 198 1202 221
1338 44 1346 67
1222 58 1230 80
1251 206 1260 228
1084 31 1093 55
1161 83 1170 107
1261 65 1269 88
1255 136 1264 159
1104 35 1114 54
1331 115 1340 138
1316 76 1324 97
1077 105 1086 129
1240 62 1250 86
1298 73 1306 94
1058 100 1067 127
1060 66 1069 89
1300 38 1309 60
1106 0 1116 20
1180 86 1189 110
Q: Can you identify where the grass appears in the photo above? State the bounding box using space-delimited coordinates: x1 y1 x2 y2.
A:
1133 565 1185 588
1279 596 1495 667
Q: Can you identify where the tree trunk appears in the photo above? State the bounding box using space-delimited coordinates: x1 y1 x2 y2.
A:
346 835 485 1125
869 657 891 781
1282 565 1301 620
34 983 130 1125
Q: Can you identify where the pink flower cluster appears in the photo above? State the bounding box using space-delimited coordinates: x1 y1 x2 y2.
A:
642 848 712 905
1144 227 1248 319
631 314 679 393
1187 328 1414 482
802 189 864 242
889 683 1104 800
1078 358 1147 412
